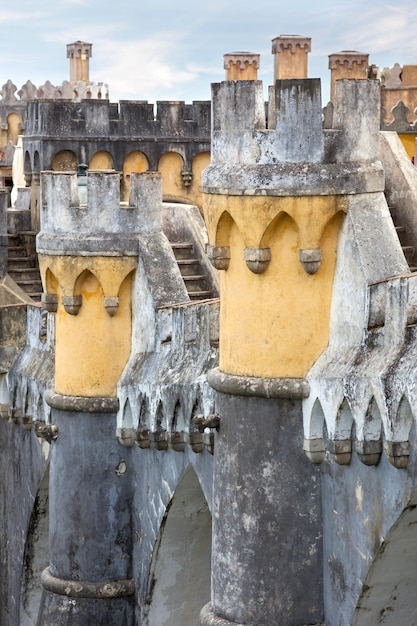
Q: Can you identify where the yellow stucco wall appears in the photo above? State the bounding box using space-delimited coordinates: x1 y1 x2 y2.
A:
398 134 416 160
204 194 346 378
158 151 210 209
39 255 136 397
89 151 114 170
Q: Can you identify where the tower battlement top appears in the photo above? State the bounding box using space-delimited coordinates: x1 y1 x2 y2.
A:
203 77 383 197
38 171 163 256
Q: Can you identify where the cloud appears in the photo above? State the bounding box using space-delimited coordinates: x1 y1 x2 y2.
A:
93 35 199 101
0 10 45 24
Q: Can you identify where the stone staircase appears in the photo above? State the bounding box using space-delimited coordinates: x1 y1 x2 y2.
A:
171 242 212 300
388 204 417 273
7 232 43 301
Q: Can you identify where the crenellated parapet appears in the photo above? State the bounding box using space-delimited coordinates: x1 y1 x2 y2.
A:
203 77 384 381
25 99 210 140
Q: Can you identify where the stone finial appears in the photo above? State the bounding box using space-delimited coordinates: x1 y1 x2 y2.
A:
224 52 260 80
0 80 18 102
67 41 93 83
271 35 311 82
328 50 369 103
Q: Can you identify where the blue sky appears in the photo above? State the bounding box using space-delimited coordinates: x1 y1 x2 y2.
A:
0 0 416 106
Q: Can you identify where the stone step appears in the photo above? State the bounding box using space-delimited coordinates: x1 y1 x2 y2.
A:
171 242 194 260
176 258 201 275
402 245 415 263
7 255 37 268
188 290 212 300
8 267 42 282
183 274 206 283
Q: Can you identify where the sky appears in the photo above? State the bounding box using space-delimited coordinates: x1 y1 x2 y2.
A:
0 0 416 106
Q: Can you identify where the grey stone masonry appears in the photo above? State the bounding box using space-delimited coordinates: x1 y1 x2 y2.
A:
203 78 384 197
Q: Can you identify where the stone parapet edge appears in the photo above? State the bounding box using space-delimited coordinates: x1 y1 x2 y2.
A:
46 390 119 413
207 367 310 399
41 567 134 599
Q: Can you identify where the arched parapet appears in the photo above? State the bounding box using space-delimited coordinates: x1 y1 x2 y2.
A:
117 373 218 456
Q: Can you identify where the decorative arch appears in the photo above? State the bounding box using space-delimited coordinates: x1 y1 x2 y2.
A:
122 398 133 430
24 151 32 180
308 397 326 440
74 268 103 297
51 150 77 172
44 268 59 295
215 210 237 247
171 400 185 432
89 150 113 170
334 397 354 440
363 396 383 441
122 151 149 202
260 210 300 249
394 395 413 441
353 490 417 625
7 112 21 146
20 465 50 626
144 466 211 626
158 151 185 201
355 396 383 466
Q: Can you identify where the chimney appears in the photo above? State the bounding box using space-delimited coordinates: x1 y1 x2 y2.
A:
328 50 369 103
271 35 311 82
67 41 93 83
223 52 260 80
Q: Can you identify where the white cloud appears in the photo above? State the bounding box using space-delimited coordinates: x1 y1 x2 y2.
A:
93 36 199 101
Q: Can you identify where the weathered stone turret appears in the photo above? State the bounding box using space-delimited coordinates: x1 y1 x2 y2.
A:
200 73 384 625
35 171 163 624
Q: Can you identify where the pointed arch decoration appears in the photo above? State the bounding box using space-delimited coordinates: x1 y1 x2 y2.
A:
303 397 326 464
355 396 382 466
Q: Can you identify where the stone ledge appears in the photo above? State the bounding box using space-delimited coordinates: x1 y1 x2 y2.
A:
199 603 325 626
41 567 135 599
46 391 119 413
207 367 310 399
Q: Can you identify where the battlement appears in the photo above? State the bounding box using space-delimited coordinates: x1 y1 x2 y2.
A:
204 77 383 197
25 98 211 139
38 170 162 256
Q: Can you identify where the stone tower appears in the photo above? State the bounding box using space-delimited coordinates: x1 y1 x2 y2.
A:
35 171 162 623
200 67 383 623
